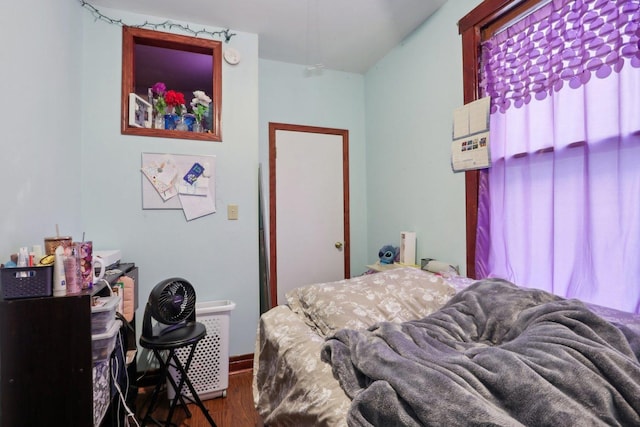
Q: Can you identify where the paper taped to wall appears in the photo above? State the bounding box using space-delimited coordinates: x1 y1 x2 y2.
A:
451 96 491 172
141 153 216 221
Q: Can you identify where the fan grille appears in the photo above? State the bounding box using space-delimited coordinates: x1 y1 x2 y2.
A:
155 279 196 324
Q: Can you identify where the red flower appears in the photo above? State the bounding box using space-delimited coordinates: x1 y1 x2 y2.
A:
165 90 186 107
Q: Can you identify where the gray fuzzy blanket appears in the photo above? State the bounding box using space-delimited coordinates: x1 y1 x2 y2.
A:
320 279 640 426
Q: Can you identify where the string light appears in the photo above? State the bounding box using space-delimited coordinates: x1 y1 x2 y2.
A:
78 0 236 42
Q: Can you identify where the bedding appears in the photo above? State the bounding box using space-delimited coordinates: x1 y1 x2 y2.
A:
322 279 640 426
254 268 461 426
253 268 640 426
285 267 458 337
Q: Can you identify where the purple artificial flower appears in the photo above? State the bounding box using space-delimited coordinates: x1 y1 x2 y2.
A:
152 82 166 96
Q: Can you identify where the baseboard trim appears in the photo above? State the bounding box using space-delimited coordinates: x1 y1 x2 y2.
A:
229 353 254 373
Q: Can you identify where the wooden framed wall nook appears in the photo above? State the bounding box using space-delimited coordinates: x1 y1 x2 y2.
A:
121 26 223 142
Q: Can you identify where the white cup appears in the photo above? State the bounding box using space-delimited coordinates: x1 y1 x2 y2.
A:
93 257 106 284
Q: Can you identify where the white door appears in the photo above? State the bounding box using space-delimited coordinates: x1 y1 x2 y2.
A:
269 123 350 306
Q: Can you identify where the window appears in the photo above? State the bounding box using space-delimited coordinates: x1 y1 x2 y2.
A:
459 0 640 312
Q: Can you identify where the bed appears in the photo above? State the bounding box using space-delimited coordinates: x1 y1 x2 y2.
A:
253 267 640 426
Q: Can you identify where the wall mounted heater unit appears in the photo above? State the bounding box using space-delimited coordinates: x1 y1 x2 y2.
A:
167 300 236 401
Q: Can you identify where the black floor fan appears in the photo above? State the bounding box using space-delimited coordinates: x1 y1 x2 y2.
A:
139 278 217 427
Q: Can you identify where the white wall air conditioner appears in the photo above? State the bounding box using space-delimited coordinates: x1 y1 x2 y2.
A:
399 232 416 265
167 300 236 401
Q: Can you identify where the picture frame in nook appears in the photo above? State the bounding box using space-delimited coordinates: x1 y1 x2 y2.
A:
129 93 152 128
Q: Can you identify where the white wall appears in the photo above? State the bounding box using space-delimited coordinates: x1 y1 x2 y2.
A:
79 9 260 357
364 0 483 274
258 60 369 274
0 0 84 256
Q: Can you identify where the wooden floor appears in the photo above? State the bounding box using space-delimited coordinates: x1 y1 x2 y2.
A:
134 369 263 427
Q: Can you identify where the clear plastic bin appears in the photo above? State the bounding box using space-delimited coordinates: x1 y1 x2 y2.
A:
92 319 121 362
91 295 120 334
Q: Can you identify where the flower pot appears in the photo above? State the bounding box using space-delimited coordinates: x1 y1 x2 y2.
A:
164 114 178 130
183 114 196 132
154 114 164 129
175 116 188 131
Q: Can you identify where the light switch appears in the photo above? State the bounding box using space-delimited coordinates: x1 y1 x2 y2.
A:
227 204 239 220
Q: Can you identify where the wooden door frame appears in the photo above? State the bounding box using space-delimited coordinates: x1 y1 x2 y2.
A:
268 122 350 308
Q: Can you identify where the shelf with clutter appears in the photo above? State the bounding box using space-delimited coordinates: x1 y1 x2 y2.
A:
128 85 214 134
365 243 419 274
364 233 459 277
0 230 139 427
120 26 222 142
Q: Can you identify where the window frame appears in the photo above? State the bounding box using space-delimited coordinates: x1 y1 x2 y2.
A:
457 0 546 278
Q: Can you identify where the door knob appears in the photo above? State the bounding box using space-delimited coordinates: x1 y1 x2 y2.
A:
335 242 343 249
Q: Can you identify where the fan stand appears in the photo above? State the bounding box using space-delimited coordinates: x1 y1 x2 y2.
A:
139 278 216 427
139 322 217 427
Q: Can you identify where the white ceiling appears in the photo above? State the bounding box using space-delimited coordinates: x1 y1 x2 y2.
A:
85 0 448 74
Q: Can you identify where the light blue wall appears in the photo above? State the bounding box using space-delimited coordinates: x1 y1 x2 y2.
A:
79 8 260 358
0 1 84 254
364 0 483 274
258 60 368 274
1 0 483 360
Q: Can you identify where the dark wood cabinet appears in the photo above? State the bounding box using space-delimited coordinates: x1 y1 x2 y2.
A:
0 263 138 427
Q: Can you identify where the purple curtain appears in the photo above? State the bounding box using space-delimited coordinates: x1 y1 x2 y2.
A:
476 0 640 312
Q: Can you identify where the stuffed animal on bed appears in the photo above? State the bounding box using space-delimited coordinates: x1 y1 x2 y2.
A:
378 245 400 264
